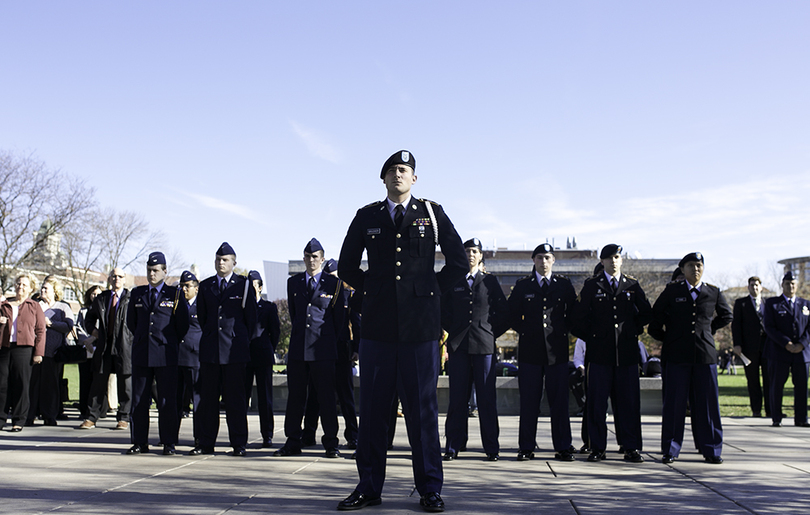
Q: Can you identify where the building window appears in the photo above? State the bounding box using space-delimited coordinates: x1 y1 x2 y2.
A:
63 287 78 302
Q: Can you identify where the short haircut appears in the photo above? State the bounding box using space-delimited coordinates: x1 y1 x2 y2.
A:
748 276 761 285
42 275 63 302
15 273 37 294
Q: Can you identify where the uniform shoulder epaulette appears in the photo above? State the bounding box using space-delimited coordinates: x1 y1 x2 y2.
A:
361 200 383 210
705 283 718 289
624 274 637 281
553 273 568 280
418 198 440 206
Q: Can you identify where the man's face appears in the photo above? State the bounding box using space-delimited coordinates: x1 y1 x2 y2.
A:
602 254 622 276
383 165 416 197
252 280 263 298
304 250 325 275
147 265 166 287
533 252 555 276
467 247 483 272
748 279 762 298
181 282 198 301
109 268 126 291
681 261 703 286
783 279 798 298
215 254 236 277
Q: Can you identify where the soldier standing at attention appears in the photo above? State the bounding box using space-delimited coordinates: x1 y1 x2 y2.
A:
337 150 466 512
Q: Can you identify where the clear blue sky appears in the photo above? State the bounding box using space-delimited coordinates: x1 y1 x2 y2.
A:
2 1 808 290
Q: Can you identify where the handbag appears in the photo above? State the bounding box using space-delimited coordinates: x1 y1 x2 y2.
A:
54 344 88 364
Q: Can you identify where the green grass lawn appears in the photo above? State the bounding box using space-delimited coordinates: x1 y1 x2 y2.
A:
64 364 801 419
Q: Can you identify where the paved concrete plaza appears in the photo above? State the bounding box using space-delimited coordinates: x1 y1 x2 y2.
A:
1 410 809 514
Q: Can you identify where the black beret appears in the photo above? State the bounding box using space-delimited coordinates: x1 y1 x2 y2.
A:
324 259 338 274
678 252 704 268
180 270 197 283
380 150 416 179
600 244 622 259
593 262 605 277
532 243 554 258
147 252 166 266
670 267 683 282
783 271 797 282
304 238 324 254
217 242 236 257
248 270 262 283
464 238 482 251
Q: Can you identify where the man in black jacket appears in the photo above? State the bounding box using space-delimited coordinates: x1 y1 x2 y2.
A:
649 252 733 464
572 244 652 464
732 276 769 417
509 243 576 462
442 237 509 462
337 150 466 513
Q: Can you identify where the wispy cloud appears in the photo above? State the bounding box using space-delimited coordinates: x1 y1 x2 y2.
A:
182 192 266 224
290 121 341 163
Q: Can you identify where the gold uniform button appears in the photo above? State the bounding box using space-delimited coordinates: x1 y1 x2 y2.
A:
691 330 696 334
396 275 401 280
396 234 401 239
543 323 547 328
614 323 619 328
396 247 401 252
396 261 401 266
614 315 618 319
543 314 547 319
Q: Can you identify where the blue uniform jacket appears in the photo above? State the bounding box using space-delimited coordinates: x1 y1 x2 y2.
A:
338 198 467 343
508 271 575 365
648 281 733 365
126 284 189 368
443 272 509 355
250 299 280 366
197 274 257 365
572 274 653 366
763 295 810 364
287 272 344 361
178 298 201 368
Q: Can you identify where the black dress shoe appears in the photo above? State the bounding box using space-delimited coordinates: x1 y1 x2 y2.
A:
554 450 575 462
232 447 246 457
387 443 394 450
772 421 782 427
10 426 23 433
345 440 358 450
126 444 149 455
261 440 273 448
337 490 381 511
485 453 499 461
752 412 762 417
587 450 606 462
459 445 467 452
273 446 301 457
579 445 591 454
188 446 214 456
795 421 810 427
624 449 644 463
617 445 625 454
351 451 357 459
516 450 534 461
420 492 445 513
442 451 457 461
662 454 675 464
301 437 317 448
326 448 341 458
705 456 723 464
43 419 57 427
163 445 176 455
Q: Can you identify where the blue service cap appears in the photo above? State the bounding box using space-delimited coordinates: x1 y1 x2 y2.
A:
323 259 338 274
248 270 262 283
380 150 416 179
678 252 704 268
180 270 197 283
217 242 236 257
464 238 482 251
304 238 323 254
532 243 554 258
600 244 622 259
147 252 166 266
783 271 797 282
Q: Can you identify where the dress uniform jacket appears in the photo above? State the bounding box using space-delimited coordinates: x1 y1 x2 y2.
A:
732 296 767 360
443 272 509 354
572 274 653 366
648 282 733 364
763 296 810 364
251 299 280 365
127 285 190 368
338 198 467 342
85 289 133 375
197 274 257 364
508 273 575 365
178 300 201 368
287 272 344 361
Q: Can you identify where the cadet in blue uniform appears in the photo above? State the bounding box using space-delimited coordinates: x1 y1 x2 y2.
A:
337 150 466 513
275 239 344 458
763 271 810 428
572 244 652 464
649 252 732 464
442 238 509 462
177 271 202 447
245 270 280 448
125 252 189 455
509 243 577 462
190 242 257 457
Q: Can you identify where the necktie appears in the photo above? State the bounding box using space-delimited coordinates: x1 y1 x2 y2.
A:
308 276 316 295
610 278 618 293
540 277 549 292
150 288 158 309
467 275 474 288
219 278 226 294
107 291 118 337
690 287 698 300
394 204 404 228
